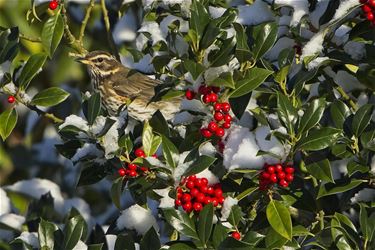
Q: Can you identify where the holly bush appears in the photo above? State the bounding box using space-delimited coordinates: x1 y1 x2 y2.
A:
1 0 375 249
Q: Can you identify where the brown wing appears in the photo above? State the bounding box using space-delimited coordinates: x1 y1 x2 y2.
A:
111 68 161 101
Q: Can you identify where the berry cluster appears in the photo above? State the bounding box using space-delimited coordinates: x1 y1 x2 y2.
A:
7 96 15 104
185 85 233 139
258 164 295 190
360 0 375 23
175 175 224 213
49 0 59 10
118 148 152 178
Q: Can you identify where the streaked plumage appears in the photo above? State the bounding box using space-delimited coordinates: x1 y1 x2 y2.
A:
76 51 181 121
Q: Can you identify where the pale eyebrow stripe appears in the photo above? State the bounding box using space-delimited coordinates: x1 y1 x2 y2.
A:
88 54 112 60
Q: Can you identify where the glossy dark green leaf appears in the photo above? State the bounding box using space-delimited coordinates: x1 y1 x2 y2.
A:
168 242 197 250
276 92 298 133
229 67 273 98
0 26 19 64
317 179 364 199
111 177 123 209
162 135 179 169
30 87 69 107
242 231 265 246
38 218 57 250
114 234 135 250
189 0 210 42
183 155 216 176
265 228 288 249
63 215 86 250
142 121 161 156
266 200 292 240
82 92 101 125
18 53 47 89
162 208 199 240
227 205 242 227
0 108 17 141
359 203 369 242
352 104 373 136
41 13 63 58
296 127 342 151
233 23 251 63
77 164 107 186
330 100 350 129
200 22 220 49
198 203 214 245
252 22 278 60
183 60 205 80
292 225 314 236
208 38 235 67
347 160 368 177
299 98 325 135
210 72 235 89
306 159 334 183
140 227 160 250
212 223 229 249
218 238 251 250
331 144 353 159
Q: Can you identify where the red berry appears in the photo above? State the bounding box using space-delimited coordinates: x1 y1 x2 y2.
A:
208 121 218 132
175 199 182 206
369 0 375 7
190 188 199 197
267 166 275 174
204 197 212 204
182 202 192 212
207 187 214 195
200 185 208 194
275 164 283 172
129 170 137 177
214 103 222 111
214 112 224 121
214 189 223 198
193 202 203 212
215 128 225 137
135 148 145 157
182 193 191 202
232 231 241 240
223 114 232 123
186 181 195 189
177 187 183 193
279 179 288 187
201 128 212 138
194 178 203 187
188 175 197 181
49 1 58 10
360 0 368 3
367 12 374 21
212 198 219 207
222 122 231 129
221 102 231 113
7 96 15 104
185 89 195 100
196 193 205 203
261 172 270 180
201 178 208 187
128 163 137 170
218 196 225 204
209 93 218 103
140 167 148 172
118 168 126 176
212 86 221 93
177 192 182 199
198 85 210 95
285 174 294 182
285 166 294 174
270 174 277 183
363 4 372 12
277 172 286 180
203 94 212 104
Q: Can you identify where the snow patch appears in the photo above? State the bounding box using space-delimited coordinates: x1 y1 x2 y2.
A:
16 232 40 248
221 197 238 221
59 115 89 131
0 188 11 216
237 1 274 25
0 214 25 230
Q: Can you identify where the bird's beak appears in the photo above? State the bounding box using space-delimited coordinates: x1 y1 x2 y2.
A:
75 56 90 64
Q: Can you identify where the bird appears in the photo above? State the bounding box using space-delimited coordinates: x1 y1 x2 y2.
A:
75 50 181 121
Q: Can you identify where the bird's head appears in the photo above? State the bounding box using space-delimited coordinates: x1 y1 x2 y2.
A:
75 50 121 77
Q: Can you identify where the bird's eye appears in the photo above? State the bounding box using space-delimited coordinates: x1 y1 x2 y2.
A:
97 58 104 63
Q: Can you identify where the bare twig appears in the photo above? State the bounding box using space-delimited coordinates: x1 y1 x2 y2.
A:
335 85 358 111
100 0 120 60
61 4 87 54
78 0 96 44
